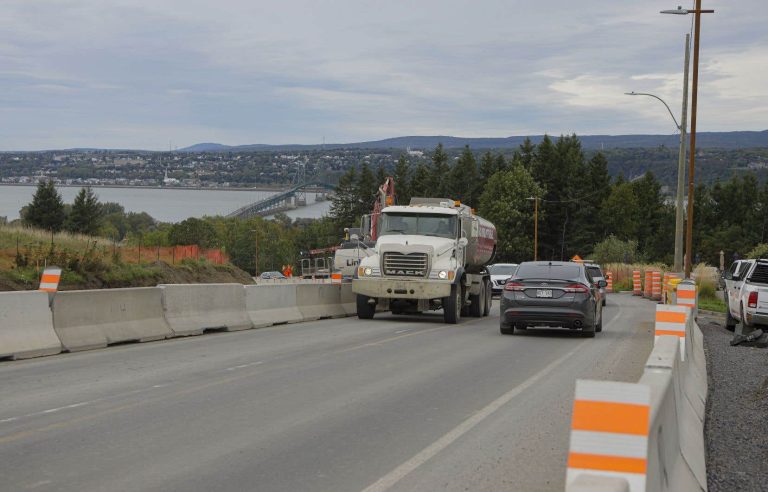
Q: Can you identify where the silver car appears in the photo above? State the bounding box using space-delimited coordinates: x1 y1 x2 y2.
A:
488 263 518 296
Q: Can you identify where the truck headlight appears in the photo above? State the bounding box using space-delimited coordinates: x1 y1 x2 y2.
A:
438 270 448 279
364 267 372 276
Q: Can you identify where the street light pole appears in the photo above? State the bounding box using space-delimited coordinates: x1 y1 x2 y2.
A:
662 1 714 278
674 34 690 273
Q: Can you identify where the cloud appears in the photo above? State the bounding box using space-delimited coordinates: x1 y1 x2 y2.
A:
0 0 765 149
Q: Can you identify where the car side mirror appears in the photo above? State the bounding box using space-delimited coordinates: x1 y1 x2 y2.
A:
597 280 607 288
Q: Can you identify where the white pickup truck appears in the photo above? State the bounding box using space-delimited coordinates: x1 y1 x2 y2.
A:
724 258 768 331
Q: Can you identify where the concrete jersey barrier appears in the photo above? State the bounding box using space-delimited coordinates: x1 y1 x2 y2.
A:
295 284 347 320
52 287 172 352
161 284 252 336
0 291 62 360
245 284 303 327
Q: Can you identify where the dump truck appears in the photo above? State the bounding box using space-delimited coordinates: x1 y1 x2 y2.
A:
352 197 497 324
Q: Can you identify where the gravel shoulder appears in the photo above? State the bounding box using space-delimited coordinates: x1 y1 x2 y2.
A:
699 313 768 492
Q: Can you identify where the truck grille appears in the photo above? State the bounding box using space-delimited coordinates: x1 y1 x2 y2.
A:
383 252 428 277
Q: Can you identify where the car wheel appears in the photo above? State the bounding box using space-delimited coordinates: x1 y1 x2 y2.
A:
582 328 596 338
602 298 606 307
725 306 737 331
356 294 376 319
443 285 461 324
595 309 603 333
500 323 515 335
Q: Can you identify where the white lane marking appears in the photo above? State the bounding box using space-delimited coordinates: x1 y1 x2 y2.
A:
394 330 409 334
360 342 587 492
0 385 171 425
225 361 264 371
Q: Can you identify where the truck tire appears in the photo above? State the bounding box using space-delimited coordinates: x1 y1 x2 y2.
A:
443 285 461 324
482 278 492 317
469 282 484 317
741 304 754 333
356 294 376 319
725 306 737 331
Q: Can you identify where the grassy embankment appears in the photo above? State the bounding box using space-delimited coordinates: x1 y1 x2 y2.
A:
0 225 253 291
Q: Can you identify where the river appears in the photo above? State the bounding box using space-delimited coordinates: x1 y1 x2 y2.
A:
0 185 331 223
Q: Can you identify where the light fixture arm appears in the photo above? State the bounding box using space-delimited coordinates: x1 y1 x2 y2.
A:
625 91 681 131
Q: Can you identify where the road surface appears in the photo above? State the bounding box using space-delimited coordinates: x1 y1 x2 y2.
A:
0 293 655 491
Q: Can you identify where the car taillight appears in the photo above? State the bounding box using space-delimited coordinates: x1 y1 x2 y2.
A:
564 283 589 294
748 291 758 309
504 281 525 291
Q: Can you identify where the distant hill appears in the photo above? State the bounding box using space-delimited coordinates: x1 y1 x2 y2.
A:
178 130 768 152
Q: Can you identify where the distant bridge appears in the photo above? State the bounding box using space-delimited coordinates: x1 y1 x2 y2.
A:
226 181 335 219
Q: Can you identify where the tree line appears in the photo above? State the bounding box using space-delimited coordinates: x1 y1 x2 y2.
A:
330 135 768 267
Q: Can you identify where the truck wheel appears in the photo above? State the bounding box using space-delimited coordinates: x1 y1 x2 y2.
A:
483 279 492 317
443 285 461 324
741 304 754 333
725 307 736 331
469 282 484 317
356 294 376 319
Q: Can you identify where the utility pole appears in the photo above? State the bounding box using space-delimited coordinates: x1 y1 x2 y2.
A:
528 196 539 261
673 33 690 273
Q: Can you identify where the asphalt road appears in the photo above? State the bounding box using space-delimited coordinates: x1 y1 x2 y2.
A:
0 293 655 492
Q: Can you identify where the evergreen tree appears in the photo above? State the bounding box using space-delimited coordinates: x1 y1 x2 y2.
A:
393 154 411 205
375 164 387 188
66 186 103 235
355 163 377 219
410 162 431 198
330 167 358 226
23 180 65 232
518 138 536 171
448 145 479 206
430 143 450 197
601 182 640 240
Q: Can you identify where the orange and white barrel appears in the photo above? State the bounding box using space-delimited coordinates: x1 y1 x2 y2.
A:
38 266 62 293
643 271 653 298
654 304 690 360
651 271 662 301
331 272 343 285
566 379 651 492
632 271 642 296
606 272 613 293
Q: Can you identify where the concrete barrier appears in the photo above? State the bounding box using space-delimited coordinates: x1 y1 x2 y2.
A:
295 284 347 320
567 333 708 492
0 291 62 360
245 284 303 327
339 283 356 316
160 284 253 336
52 287 172 352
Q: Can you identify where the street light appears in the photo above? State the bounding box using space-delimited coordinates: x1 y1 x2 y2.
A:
527 196 539 261
625 37 689 274
662 1 714 278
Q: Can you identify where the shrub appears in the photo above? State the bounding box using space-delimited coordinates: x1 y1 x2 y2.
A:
592 235 639 265
746 243 768 259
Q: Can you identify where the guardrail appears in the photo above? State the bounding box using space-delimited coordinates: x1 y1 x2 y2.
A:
566 304 707 491
0 283 356 361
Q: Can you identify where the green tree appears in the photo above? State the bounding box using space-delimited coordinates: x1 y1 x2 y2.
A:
168 217 219 248
355 163 377 219
410 162 431 198
330 167 358 226
393 154 411 205
23 180 65 232
430 143 450 196
66 187 103 235
478 165 544 262
592 235 639 265
601 182 640 240
448 145 479 205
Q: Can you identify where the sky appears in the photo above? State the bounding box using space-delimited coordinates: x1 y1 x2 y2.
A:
0 0 765 150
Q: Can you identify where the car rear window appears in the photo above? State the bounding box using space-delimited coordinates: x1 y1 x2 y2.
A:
586 266 603 278
515 264 582 282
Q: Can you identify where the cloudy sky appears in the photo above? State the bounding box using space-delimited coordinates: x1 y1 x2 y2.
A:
1 0 765 150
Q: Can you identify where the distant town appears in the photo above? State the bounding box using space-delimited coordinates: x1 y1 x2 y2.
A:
0 149 427 189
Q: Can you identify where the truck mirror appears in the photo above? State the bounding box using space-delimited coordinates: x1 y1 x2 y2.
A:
458 237 469 248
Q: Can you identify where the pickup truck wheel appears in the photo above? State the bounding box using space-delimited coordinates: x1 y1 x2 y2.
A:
443 285 461 324
356 294 375 319
741 304 754 333
725 306 737 331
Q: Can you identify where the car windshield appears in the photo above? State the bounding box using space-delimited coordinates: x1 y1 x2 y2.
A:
379 213 457 239
515 264 582 282
490 264 517 275
586 266 603 279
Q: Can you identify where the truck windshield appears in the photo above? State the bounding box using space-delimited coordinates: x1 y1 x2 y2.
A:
379 213 457 239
